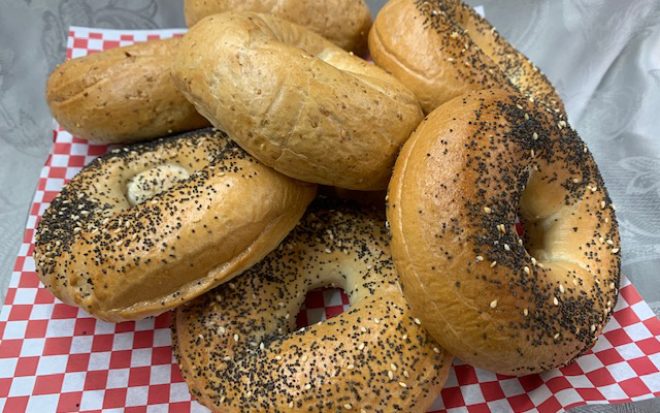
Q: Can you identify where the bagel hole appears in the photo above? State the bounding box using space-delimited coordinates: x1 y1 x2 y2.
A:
295 287 350 328
126 163 190 206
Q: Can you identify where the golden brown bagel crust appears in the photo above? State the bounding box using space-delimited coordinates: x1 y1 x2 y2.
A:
172 12 423 190
174 202 452 413
184 0 372 54
369 0 564 114
34 129 316 322
46 38 210 144
387 89 620 375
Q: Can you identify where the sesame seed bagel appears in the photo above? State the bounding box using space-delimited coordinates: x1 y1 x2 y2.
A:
387 89 620 375
46 38 210 144
369 0 564 114
34 129 316 322
183 0 372 54
173 201 452 412
172 12 423 190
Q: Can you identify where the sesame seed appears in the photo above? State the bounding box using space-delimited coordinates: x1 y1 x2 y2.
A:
358 342 365 351
531 257 537 266
611 248 620 253
413 318 421 325
344 403 353 410
504 244 510 251
600 201 607 209
233 334 239 342
553 296 559 306
399 382 408 388
609 282 616 289
532 132 538 140
591 324 596 333
490 299 498 309
304 384 312 390
433 347 441 354
523 266 530 275
554 332 560 340
476 255 484 261
523 308 529 317
484 206 492 213
559 284 565 293
490 261 497 268
390 363 397 371
387 371 394 380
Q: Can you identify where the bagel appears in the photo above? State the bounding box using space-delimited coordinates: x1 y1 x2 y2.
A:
46 38 210 144
387 89 620 375
183 0 372 54
172 12 424 190
369 0 564 114
173 201 452 413
34 129 316 322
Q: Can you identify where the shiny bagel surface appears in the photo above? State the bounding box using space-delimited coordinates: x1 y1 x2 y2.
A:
46 38 210 144
387 89 620 375
369 0 564 113
35 129 316 321
174 201 452 413
172 12 423 190
184 0 372 54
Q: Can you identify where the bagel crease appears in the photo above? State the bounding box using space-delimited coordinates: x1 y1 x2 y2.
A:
387 89 620 375
184 0 372 54
369 0 564 114
172 12 424 190
34 129 316 322
173 200 452 413
46 38 210 144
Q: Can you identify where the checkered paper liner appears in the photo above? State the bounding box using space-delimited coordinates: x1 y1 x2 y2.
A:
0 27 659 413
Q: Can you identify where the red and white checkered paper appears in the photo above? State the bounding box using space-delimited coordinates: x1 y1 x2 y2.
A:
0 27 659 413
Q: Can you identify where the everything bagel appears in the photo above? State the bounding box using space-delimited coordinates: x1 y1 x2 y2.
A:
174 201 452 413
46 38 210 144
387 89 620 375
34 129 315 321
172 12 424 190
183 0 372 54
369 0 564 113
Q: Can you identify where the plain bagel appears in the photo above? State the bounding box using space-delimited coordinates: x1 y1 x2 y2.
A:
174 201 452 413
387 89 620 375
46 38 210 144
369 0 564 114
183 0 372 54
172 12 424 190
34 129 316 322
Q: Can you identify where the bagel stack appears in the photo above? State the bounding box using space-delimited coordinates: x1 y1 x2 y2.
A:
36 0 622 410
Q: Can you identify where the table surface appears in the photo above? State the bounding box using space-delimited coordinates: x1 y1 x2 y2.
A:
0 0 658 411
